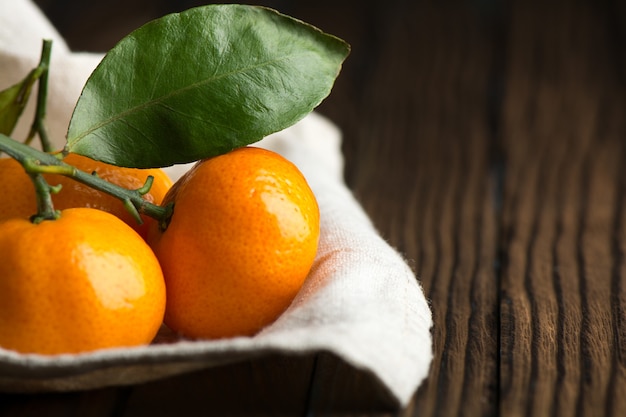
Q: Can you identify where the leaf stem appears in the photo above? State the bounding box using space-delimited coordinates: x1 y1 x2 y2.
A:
25 39 53 152
0 133 173 224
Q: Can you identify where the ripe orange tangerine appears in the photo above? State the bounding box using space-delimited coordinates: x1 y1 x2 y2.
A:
0 208 166 355
148 146 320 339
0 154 173 238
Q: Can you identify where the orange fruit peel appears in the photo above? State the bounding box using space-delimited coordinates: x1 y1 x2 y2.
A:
148 146 320 339
0 208 166 355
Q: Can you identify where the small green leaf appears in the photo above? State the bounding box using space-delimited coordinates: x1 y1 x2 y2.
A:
0 67 43 136
66 4 350 168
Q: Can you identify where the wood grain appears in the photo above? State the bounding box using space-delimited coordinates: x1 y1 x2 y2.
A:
336 2 501 416
498 1 626 416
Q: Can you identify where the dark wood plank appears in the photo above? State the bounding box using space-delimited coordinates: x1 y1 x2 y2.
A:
120 354 316 416
0 388 127 417
305 352 402 413
317 2 501 416
498 1 626 415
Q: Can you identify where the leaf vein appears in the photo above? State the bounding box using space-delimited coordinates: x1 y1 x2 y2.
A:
155 102 239 134
68 53 308 145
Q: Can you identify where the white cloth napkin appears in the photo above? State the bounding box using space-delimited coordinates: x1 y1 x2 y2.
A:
0 0 433 408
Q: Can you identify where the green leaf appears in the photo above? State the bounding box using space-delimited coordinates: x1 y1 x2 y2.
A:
66 4 350 168
0 67 43 136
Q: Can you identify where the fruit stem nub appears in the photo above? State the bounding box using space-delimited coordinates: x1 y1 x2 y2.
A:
137 176 154 196
23 160 61 223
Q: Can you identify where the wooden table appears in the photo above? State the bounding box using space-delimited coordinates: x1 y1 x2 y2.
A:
2 0 626 415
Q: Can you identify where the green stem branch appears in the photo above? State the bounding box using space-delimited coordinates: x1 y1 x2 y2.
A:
0 133 173 224
26 167 60 223
25 39 53 152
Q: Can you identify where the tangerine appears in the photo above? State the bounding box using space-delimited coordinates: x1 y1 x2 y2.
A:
148 146 320 339
0 207 166 355
0 153 173 238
